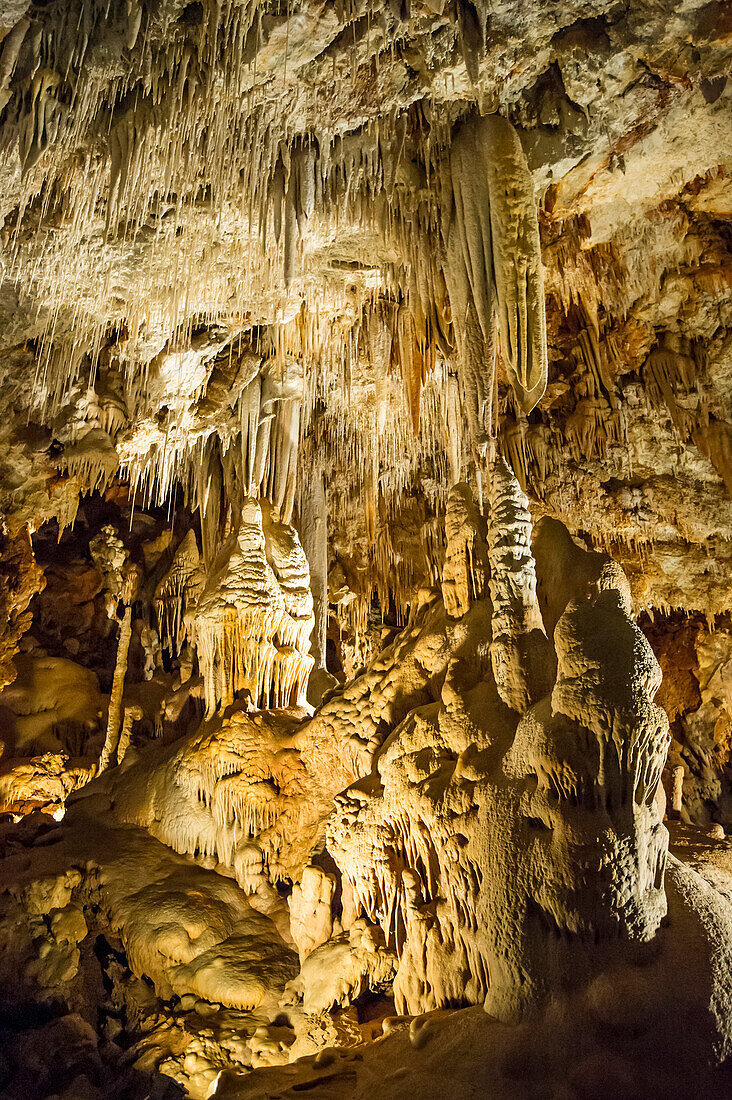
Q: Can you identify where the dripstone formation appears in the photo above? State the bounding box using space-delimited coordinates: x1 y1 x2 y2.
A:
0 2 731 1099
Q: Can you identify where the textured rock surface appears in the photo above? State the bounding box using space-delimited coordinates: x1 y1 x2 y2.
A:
0 1 730 1098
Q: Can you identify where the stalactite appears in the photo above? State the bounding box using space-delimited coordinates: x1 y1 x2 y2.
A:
0 8 730 1095
643 332 702 439
298 466 328 671
694 418 732 496
0 15 30 112
58 428 119 495
390 299 431 437
443 111 547 452
154 529 204 656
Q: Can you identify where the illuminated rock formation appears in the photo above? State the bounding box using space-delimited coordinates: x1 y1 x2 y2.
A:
0 1 729 1097
443 111 548 440
0 475 731 1099
329 472 671 1020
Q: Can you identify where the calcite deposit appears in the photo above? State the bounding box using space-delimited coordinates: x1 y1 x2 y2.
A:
0 1 731 1098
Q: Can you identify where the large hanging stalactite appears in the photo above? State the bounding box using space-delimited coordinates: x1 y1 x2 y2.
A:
442 112 548 451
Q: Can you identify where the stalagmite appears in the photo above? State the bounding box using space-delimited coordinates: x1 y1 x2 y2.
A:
89 526 139 774
116 704 142 765
288 865 336 961
532 516 633 640
98 602 133 773
329 500 672 1025
441 481 489 618
671 763 685 816
487 458 553 711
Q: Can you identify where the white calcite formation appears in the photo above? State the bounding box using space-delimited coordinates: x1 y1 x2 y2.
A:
97 580 482 886
288 865 336 961
154 528 205 659
284 918 396 1014
101 704 313 882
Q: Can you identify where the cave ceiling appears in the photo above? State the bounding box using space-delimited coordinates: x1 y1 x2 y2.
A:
0 0 729 620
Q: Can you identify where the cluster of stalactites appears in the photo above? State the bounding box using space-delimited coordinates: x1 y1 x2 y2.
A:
493 316 727 506
154 529 205 656
495 295 626 498
2 0 552 629
8 43 548 454
3 1 296 408
177 765 282 870
187 498 314 717
332 794 442 963
299 302 461 529
332 803 491 1015
117 341 305 576
4 38 552 577
293 302 464 643
58 428 120 495
186 353 305 563
643 332 732 495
